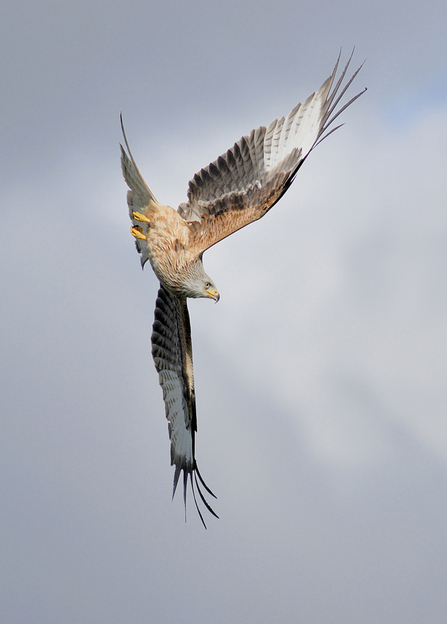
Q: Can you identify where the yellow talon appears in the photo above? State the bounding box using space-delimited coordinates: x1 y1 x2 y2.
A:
131 226 147 241
133 211 150 223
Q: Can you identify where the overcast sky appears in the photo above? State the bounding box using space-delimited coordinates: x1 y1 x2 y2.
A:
2 1 447 622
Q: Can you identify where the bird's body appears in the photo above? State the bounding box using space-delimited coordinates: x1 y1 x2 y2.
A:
137 207 199 293
120 53 365 526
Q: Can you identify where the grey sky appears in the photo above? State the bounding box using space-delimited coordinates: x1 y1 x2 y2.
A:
2 0 447 622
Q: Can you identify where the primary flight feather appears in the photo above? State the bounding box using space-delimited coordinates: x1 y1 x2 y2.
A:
120 52 365 527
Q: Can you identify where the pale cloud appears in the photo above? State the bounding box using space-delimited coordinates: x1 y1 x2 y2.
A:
193 104 447 473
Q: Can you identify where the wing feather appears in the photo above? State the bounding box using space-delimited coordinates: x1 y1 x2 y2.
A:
120 113 161 268
151 286 218 527
178 53 365 254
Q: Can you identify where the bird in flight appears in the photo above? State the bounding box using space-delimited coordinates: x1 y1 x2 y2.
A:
120 53 365 527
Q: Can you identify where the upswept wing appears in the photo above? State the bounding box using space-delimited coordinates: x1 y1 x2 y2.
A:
151 286 218 527
120 113 160 268
179 53 365 255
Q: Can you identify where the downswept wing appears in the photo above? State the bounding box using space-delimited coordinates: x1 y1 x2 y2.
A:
151 285 218 527
179 53 365 255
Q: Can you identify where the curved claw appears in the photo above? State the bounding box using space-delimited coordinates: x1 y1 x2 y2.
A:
132 211 151 223
131 226 147 240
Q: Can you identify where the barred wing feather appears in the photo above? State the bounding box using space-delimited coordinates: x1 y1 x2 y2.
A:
120 116 160 268
151 286 218 527
179 53 365 255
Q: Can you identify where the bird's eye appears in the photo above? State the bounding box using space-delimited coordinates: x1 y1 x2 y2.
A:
204 282 211 289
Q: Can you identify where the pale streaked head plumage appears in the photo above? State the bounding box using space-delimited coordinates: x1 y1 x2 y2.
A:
177 261 219 301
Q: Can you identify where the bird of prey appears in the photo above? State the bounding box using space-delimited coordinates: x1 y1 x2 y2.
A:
120 53 365 527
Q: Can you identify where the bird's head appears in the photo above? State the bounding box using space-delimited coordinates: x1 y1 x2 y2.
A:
202 279 220 302
184 263 220 302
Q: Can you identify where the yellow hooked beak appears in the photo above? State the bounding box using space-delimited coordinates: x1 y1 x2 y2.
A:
204 288 220 302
